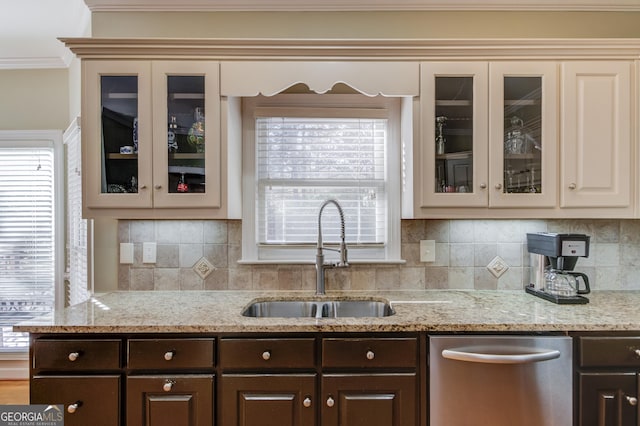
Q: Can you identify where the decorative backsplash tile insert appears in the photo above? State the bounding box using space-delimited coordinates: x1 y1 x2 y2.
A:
118 219 640 292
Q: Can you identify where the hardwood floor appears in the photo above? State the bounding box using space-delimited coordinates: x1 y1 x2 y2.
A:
0 380 29 404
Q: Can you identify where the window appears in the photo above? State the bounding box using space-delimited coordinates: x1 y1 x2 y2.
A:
64 119 91 306
242 94 402 263
0 131 63 351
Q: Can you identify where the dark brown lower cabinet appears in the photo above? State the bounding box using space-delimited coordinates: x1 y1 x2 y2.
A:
31 375 121 426
579 372 637 426
219 374 317 426
321 373 417 426
126 375 214 426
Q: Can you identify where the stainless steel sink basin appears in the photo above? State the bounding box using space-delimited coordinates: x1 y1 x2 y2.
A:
242 299 394 318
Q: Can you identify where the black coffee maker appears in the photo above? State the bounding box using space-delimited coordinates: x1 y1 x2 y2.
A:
526 232 591 304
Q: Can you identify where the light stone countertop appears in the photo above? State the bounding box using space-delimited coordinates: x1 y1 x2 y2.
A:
13 290 640 334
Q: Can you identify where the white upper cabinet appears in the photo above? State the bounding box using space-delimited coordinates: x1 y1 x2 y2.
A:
419 62 489 208
418 61 558 214
560 61 633 210
489 61 558 209
82 60 225 218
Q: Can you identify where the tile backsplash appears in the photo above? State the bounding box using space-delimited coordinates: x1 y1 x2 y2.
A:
118 219 640 292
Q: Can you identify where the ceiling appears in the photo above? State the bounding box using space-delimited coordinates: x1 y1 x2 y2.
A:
2 0 639 70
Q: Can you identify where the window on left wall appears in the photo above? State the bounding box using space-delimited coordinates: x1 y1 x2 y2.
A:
0 132 63 351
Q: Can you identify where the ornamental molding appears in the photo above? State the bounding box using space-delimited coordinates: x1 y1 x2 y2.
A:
83 0 640 12
61 38 640 60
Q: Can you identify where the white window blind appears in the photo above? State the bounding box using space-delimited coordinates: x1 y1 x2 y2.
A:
64 121 90 306
0 146 55 350
256 114 387 246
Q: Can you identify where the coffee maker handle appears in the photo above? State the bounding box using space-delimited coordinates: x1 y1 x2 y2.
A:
568 272 590 295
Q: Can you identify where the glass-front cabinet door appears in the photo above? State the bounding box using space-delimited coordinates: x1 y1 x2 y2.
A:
489 62 557 208
151 61 220 208
420 62 489 208
83 61 153 209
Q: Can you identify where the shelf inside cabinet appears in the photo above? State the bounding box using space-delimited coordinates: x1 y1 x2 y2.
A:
504 99 539 106
168 165 205 176
169 153 205 160
435 100 472 107
171 93 204 100
504 153 539 161
436 150 472 160
106 93 138 100
108 153 138 160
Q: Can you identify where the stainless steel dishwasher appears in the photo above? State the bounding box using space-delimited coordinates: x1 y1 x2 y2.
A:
429 335 572 426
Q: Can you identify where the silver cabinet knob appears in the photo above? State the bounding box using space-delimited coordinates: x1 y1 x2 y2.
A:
568 183 577 190
495 183 503 190
140 184 147 190
163 380 175 392
154 184 162 190
303 397 312 408
326 397 335 407
627 396 638 406
262 351 271 361
67 402 81 414
366 350 375 360
68 352 80 362
164 351 175 361
634 349 640 357
479 183 487 189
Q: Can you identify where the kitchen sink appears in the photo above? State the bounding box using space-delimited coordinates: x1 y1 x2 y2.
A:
242 299 395 318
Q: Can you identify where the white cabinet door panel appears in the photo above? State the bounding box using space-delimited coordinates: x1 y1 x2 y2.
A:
561 61 633 209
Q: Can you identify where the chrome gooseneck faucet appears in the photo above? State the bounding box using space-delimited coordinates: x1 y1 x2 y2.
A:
316 199 349 295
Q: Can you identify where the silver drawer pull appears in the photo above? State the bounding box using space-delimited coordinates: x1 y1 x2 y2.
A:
163 380 175 392
326 396 335 408
262 351 271 361
627 396 638 406
303 397 312 408
366 350 375 360
164 351 175 361
68 352 80 362
67 402 82 414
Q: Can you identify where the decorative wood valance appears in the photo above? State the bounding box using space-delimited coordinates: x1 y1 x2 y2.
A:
220 61 419 96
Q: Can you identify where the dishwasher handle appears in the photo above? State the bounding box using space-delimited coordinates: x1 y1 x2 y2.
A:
442 347 561 364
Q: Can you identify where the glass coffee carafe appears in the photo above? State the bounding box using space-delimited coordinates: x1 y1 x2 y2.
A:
544 269 590 297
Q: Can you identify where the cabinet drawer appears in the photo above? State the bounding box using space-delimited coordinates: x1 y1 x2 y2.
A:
219 338 316 370
579 337 640 367
31 375 120 426
33 339 121 371
322 337 417 369
127 338 215 370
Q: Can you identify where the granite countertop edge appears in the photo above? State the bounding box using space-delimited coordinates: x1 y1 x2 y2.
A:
14 289 640 334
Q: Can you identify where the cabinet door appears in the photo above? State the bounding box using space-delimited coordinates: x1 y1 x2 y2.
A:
151 61 221 208
489 61 558 208
83 60 153 209
579 372 637 426
561 61 632 209
419 62 489 207
31 375 121 426
126 375 213 426
219 374 316 426
321 373 417 426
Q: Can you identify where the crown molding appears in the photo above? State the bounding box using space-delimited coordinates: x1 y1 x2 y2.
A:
60 37 640 61
83 0 640 12
0 57 69 70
